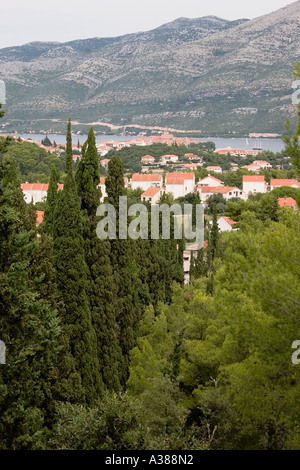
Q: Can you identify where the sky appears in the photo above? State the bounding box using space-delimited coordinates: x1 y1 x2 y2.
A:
0 0 297 49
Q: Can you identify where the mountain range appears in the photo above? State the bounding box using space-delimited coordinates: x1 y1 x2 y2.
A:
0 1 300 135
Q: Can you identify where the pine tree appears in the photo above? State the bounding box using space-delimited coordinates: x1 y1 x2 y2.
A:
43 164 59 236
52 121 102 404
75 127 121 390
0 156 61 449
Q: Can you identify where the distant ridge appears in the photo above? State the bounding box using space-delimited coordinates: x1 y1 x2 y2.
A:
0 1 299 135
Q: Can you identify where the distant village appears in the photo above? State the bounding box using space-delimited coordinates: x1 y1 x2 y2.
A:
3 132 297 252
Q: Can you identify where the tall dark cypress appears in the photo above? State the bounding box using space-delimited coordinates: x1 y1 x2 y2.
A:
75 127 121 390
65 117 73 176
0 156 61 449
43 164 59 236
106 156 141 386
52 121 102 404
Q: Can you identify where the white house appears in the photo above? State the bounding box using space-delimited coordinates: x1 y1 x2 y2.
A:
21 183 63 204
241 163 262 173
99 177 107 202
206 166 222 174
198 186 245 206
218 216 238 232
184 153 202 161
198 176 224 187
165 173 195 199
253 160 272 170
131 174 163 191
183 250 192 285
161 154 179 164
100 158 110 170
141 155 155 165
270 179 300 191
243 176 267 195
98 176 128 202
141 187 162 205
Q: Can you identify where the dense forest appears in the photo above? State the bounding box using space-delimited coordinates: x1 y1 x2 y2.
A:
0 85 300 450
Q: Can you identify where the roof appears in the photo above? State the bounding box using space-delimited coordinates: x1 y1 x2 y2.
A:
199 186 238 194
199 176 223 184
132 173 162 182
165 172 195 185
219 216 238 226
100 177 106 185
271 179 300 187
36 211 44 225
243 176 265 183
278 197 297 208
21 183 63 191
141 155 155 160
215 148 246 154
183 164 198 169
141 187 161 197
241 164 261 170
254 160 271 165
207 166 222 170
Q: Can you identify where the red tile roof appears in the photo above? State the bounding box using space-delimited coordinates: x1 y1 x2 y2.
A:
141 187 161 197
36 211 44 226
243 176 265 183
132 173 162 182
220 216 238 226
21 183 63 191
278 197 297 208
165 172 195 185
200 186 237 194
271 179 300 187
199 176 222 184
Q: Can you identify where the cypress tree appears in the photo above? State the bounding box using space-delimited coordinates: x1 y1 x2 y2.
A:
66 117 73 176
75 127 121 390
106 156 141 386
0 156 61 449
190 248 207 282
43 164 59 236
52 121 102 404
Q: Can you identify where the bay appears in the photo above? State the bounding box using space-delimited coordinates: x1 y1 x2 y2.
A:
11 134 285 153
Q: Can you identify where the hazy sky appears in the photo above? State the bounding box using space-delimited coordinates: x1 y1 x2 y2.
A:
1 0 297 49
